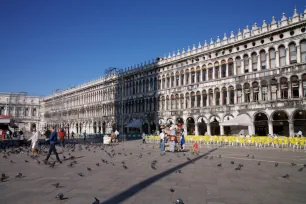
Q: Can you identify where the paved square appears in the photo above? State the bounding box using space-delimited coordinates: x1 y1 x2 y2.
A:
1 141 306 204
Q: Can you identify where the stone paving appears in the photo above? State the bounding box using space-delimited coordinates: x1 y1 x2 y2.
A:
1 141 306 204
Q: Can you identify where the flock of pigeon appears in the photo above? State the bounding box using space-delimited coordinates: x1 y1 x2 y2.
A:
1 142 305 204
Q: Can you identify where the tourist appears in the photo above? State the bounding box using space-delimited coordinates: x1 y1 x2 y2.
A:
44 127 61 164
142 132 146 144
297 130 303 137
28 128 39 157
110 131 116 143
58 128 65 148
83 130 87 144
71 131 75 139
115 129 119 141
192 142 199 153
160 130 165 153
180 130 185 151
19 129 24 146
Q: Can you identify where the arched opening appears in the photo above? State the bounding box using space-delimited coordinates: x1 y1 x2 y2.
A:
229 86 234 104
76 123 79 134
228 58 233 76
202 90 207 107
251 52 258 72
196 91 201 107
210 117 220 135
293 110 306 135
202 65 207 81
175 94 179 109
270 78 278 100
303 74 306 97
289 42 297 64
197 117 207 135
254 112 268 136
142 122 148 134
185 93 189 108
235 57 241 75
98 122 101 133
93 121 97 133
186 117 195 135
236 84 242 103
180 94 184 109
185 69 190 85
252 82 259 102
175 72 179 87
222 87 227 105
261 80 268 101
191 68 195 84
208 63 213 80
269 48 276 68
191 92 195 108
180 71 184 86
272 111 289 136
244 83 250 102
221 60 226 78
279 45 286 67
196 66 201 82
215 88 220 106
171 95 175 110
243 54 249 73
260 50 266 70
31 123 36 132
280 77 288 99
102 122 106 134
223 115 234 135
214 62 219 79
291 75 299 98
301 40 306 63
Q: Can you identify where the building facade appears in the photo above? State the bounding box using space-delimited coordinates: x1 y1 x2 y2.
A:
0 92 40 133
40 9 306 136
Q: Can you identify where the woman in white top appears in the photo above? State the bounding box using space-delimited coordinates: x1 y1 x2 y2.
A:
28 129 40 156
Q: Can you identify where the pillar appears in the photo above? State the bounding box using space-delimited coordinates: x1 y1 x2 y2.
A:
267 84 271 101
275 51 280 68
233 61 237 76
207 123 212 136
285 48 290 65
289 121 294 136
268 121 273 135
297 46 301 63
299 80 303 97
226 90 230 104
195 123 199 135
266 52 270 70
220 125 224 135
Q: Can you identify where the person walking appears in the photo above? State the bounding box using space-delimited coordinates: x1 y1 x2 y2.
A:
71 131 75 139
58 128 65 148
83 130 87 144
160 130 165 153
18 129 24 147
28 128 39 157
115 129 119 142
142 132 146 144
180 129 186 151
44 127 61 164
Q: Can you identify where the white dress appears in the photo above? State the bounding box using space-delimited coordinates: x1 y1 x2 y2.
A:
28 132 39 149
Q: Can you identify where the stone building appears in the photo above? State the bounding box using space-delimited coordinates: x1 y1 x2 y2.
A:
40 9 306 136
0 92 40 134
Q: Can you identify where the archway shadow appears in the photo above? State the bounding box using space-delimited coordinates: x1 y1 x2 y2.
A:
102 147 218 204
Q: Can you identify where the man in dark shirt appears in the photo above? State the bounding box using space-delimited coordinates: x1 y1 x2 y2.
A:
44 127 61 164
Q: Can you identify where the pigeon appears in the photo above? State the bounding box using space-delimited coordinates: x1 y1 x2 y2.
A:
235 166 241 170
238 164 244 168
151 164 157 170
2 155 7 159
170 188 175 193
291 163 297 166
219 155 221 158
304 164 306 167
123 165 128 170
187 157 191 161
258 161 261 165
204 156 208 159
93 197 100 204
67 163 74 168
52 183 60 188
96 163 100 166
10 160 14 163
252 155 255 159
15 173 22 178
1 173 8 182
209 156 213 160
217 163 222 167
56 193 64 200
282 174 289 179
275 163 279 167
37 160 40 164
175 198 184 204
175 169 182 174
298 167 303 172
246 154 249 157
25 160 29 163
139 154 142 158
78 173 84 177
168 159 172 163
230 161 234 164
87 167 92 171
49 162 56 168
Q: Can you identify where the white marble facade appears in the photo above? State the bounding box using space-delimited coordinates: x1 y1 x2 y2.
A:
40 9 306 136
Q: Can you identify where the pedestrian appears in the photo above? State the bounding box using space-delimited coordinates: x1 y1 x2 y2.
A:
58 128 65 148
19 129 24 147
71 131 75 139
160 130 165 153
181 130 186 151
115 129 119 142
28 128 39 157
142 132 146 144
83 130 87 144
44 127 62 164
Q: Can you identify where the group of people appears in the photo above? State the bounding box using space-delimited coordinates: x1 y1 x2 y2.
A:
159 126 186 153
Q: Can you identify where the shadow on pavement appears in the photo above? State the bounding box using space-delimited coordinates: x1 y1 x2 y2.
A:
102 147 218 204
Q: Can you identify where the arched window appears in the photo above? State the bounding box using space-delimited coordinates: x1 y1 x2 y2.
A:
196 67 201 83
222 87 227 105
166 95 170 110
180 94 184 109
191 68 195 84
162 77 165 89
175 94 179 109
150 78 154 91
185 93 189 108
196 91 201 107
209 89 213 105
270 79 278 100
301 40 306 63
214 62 219 79
208 63 213 80
186 70 190 85
180 71 184 86
176 72 179 86
25 108 29 116
202 65 207 81
161 96 165 110
171 95 175 110
171 73 174 87
269 48 276 69
236 57 241 75
244 83 250 102
158 79 161 90
154 77 157 90
202 90 207 107
289 42 297 64
280 77 288 99
221 60 226 78
229 86 234 104
279 45 286 67
191 92 195 108
166 75 170 88
303 74 306 97
253 82 259 102
291 76 299 98
228 59 233 76
237 84 242 103
244 55 249 73
215 88 220 105
251 53 258 72
260 50 266 70
261 80 268 101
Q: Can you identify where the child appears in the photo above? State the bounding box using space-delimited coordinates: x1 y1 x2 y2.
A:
192 142 199 153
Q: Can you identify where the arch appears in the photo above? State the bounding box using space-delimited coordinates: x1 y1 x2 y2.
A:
176 117 184 125
254 112 269 136
210 115 220 135
197 116 207 135
292 109 306 135
186 117 195 135
291 75 299 98
271 110 289 136
223 114 234 135
166 118 174 126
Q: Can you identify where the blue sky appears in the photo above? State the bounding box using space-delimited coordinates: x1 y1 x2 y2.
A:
0 0 304 96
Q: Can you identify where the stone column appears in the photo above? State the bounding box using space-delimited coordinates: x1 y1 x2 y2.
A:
288 81 291 99
241 58 244 74
277 83 281 99
297 46 301 63
258 86 262 101
268 121 273 135
257 54 261 71
289 121 294 136
266 52 270 70
195 123 199 135
233 61 237 76
275 51 280 68
207 123 212 136
234 89 237 104
267 84 271 101
226 90 230 105
299 80 303 97
285 48 290 65
220 125 224 135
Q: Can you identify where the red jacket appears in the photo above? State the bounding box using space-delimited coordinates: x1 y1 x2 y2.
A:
58 131 65 138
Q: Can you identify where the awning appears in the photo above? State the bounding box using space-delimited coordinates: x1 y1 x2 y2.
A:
0 115 11 124
220 114 252 126
126 120 142 128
